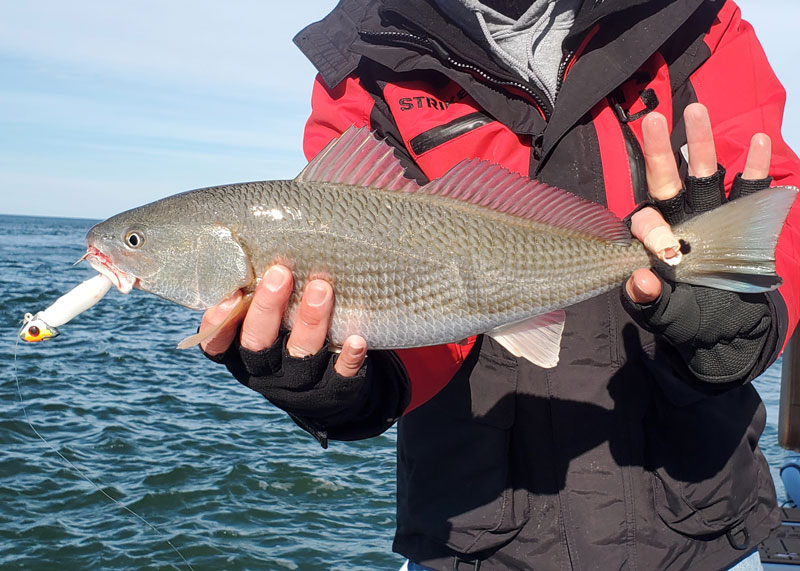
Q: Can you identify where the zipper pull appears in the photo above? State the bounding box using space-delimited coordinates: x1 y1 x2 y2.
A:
533 132 545 162
425 35 451 60
612 88 659 123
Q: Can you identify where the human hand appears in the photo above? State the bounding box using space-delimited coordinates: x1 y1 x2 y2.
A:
626 103 772 302
199 265 367 377
623 102 777 383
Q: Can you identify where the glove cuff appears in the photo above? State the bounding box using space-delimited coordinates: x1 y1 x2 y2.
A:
730 173 772 200
649 189 688 227
237 331 287 377
685 164 726 212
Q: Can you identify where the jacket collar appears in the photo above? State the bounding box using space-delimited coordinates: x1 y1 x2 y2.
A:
543 0 709 161
294 0 711 150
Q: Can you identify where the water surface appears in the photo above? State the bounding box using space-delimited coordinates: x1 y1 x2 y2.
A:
0 213 788 569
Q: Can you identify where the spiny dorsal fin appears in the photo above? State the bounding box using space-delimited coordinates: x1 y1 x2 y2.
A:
295 126 419 192
298 127 630 244
423 160 632 244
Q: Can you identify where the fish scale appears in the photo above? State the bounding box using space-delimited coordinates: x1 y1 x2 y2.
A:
185 179 651 348
71 126 794 367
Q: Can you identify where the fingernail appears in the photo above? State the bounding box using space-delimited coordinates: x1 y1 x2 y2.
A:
348 337 366 355
304 281 330 307
631 278 646 300
631 277 657 303
219 290 241 310
264 266 287 292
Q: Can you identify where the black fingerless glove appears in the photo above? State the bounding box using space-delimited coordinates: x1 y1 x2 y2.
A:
623 276 781 384
623 167 784 386
205 333 410 447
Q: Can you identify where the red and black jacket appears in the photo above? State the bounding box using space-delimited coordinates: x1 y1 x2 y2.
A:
287 0 800 568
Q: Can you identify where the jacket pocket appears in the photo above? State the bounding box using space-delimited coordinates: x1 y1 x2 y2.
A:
397 336 528 554
644 364 765 537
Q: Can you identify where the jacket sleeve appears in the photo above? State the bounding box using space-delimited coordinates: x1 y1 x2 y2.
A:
690 0 800 358
303 73 475 417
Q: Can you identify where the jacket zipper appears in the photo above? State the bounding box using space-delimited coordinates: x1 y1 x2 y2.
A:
529 48 574 165
360 30 582 167
359 30 554 120
408 111 494 156
611 90 657 204
619 121 648 203
555 49 575 95
443 55 553 119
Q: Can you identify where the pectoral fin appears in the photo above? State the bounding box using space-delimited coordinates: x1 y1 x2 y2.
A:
488 310 566 368
177 292 253 350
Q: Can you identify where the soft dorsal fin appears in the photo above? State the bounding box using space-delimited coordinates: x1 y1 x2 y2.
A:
296 126 419 192
423 160 632 244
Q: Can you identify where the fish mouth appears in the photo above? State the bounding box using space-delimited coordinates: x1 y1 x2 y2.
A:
81 246 138 293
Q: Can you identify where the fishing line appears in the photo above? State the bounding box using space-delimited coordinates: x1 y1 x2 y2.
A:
12 335 196 571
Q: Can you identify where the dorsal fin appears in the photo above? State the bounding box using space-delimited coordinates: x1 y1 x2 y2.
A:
295 126 419 192
423 160 632 244
297 126 630 244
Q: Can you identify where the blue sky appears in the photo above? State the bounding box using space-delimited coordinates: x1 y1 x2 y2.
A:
1 1 798 220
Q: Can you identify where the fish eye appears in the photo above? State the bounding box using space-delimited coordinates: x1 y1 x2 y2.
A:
29 325 40 337
125 231 144 248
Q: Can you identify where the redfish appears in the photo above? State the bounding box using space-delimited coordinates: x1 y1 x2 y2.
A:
23 127 797 368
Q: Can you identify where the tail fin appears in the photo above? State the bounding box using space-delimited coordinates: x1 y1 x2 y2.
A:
670 186 797 293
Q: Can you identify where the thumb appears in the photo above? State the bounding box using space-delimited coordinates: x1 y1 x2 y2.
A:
625 268 662 304
333 335 368 377
200 290 245 356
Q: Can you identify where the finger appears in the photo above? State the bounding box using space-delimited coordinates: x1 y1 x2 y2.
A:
642 112 682 201
200 289 245 356
334 335 367 377
625 268 663 304
286 280 334 358
630 206 682 265
742 133 771 180
684 103 717 178
240 265 293 352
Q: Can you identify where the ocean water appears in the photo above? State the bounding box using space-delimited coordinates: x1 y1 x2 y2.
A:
0 214 400 570
0 213 790 570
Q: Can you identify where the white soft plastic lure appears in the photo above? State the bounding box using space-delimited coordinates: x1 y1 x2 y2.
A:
19 273 113 342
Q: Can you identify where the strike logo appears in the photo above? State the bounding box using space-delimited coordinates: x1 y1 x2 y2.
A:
397 89 469 111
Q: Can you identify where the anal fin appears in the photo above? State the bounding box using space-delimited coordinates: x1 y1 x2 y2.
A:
488 310 566 368
176 292 254 350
